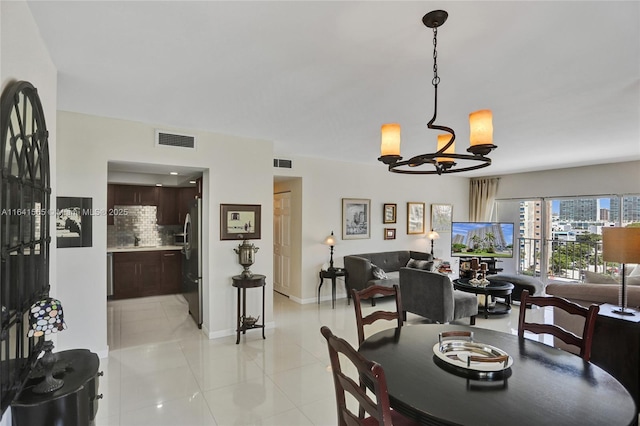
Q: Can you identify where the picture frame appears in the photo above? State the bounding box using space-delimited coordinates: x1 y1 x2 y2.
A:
56 197 93 248
383 203 397 224
220 204 262 240
384 228 396 240
407 202 425 235
342 198 371 240
431 203 453 232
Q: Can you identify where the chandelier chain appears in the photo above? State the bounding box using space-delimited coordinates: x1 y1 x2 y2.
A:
432 27 440 86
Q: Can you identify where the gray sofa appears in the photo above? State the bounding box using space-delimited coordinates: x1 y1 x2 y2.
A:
344 251 432 304
400 268 478 325
486 273 545 301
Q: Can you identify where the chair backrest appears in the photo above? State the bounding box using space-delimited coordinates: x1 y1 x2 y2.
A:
352 284 403 345
518 289 599 361
320 326 394 426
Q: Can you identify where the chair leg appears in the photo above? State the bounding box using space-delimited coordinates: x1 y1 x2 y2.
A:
371 298 376 307
470 315 476 326
402 311 407 321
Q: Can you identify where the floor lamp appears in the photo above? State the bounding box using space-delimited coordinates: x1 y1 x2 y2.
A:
602 227 640 316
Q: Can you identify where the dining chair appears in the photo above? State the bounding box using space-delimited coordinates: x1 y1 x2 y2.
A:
518 289 600 361
320 326 420 426
352 284 403 345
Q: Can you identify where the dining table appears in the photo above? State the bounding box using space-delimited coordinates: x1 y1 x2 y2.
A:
358 324 638 426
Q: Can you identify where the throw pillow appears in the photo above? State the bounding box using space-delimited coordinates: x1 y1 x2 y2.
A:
582 270 618 284
406 258 434 271
371 264 388 279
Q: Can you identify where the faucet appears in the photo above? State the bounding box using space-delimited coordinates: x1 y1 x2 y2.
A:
134 235 140 246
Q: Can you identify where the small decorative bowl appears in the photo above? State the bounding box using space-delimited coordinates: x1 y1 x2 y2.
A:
242 315 259 327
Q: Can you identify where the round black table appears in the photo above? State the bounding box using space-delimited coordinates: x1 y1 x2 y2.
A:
359 325 637 426
453 278 514 318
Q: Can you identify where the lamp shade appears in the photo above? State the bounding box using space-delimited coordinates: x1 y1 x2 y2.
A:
380 123 401 157
602 227 640 263
28 298 67 337
436 134 455 163
469 109 493 147
427 230 440 240
324 232 336 246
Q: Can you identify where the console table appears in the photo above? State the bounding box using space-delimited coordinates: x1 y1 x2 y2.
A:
232 274 266 344
317 268 347 309
11 349 102 426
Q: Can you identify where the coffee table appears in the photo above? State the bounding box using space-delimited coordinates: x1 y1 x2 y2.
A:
453 278 514 319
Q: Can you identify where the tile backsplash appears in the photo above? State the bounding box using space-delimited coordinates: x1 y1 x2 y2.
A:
107 205 181 247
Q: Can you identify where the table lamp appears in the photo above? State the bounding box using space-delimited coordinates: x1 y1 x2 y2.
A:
323 231 337 271
28 297 68 393
427 230 440 256
602 227 640 316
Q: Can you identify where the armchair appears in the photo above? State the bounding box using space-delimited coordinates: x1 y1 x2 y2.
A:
400 268 478 325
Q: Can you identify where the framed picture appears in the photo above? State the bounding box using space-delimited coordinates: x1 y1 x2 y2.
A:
431 203 453 232
384 228 396 240
56 197 93 248
220 204 262 240
383 203 397 224
407 202 425 235
342 198 371 240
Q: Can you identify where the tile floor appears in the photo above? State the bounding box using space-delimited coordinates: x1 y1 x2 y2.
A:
101 292 552 426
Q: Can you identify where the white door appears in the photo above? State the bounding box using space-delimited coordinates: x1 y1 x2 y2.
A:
273 192 292 296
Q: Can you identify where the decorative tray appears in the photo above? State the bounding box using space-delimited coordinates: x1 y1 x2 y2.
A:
432 331 512 376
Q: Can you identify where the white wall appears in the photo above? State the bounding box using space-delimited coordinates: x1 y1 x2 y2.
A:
274 156 470 303
1 1 57 423
56 111 274 352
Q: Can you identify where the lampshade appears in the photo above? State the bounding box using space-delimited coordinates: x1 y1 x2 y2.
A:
380 123 401 157
436 135 455 163
602 227 640 263
324 232 336 246
28 298 67 338
427 230 440 240
469 109 493 148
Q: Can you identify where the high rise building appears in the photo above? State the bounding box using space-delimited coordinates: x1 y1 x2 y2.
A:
559 199 599 221
610 196 640 225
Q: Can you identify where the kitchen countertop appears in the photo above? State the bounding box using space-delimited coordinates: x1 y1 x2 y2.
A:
107 245 183 253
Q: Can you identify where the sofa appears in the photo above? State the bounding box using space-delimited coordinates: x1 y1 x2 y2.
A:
343 251 432 304
486 273 545 301
400 268 478 325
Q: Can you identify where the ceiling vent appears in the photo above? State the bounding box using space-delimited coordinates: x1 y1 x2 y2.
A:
155 130 196 149
273 158 292 169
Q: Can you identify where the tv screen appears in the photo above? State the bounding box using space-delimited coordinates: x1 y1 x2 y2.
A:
451 222 514 258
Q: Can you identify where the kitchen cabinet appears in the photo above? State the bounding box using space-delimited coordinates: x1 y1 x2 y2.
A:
158 187 179 225
112 250 182 299
113 184 158 206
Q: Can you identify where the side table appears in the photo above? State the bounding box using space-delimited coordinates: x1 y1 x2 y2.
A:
232 274 266 344
12 349 102 426
318 268 347 309
590 303 640 413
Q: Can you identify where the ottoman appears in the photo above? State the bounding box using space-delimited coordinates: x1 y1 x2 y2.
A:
487 274 544 301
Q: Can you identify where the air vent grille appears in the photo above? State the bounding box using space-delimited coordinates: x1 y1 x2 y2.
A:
156 131 196 149
273 158 292 169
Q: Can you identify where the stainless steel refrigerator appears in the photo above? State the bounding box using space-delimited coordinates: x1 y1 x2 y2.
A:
182 198 202 328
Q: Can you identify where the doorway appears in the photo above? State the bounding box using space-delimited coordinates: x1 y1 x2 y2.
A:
273 191 292 296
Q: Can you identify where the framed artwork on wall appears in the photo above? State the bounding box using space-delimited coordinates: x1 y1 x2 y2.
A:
384 228 396 240
431 203 453 232
383 203 397 224
342 198 371 239
407 202 425 235
220 204 262 240
57 197 93 248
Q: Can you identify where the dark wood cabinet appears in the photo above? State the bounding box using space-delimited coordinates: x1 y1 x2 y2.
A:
157 187 179 225
458 256 503 279
107 183 115 225
112 184 158 206
112 250 182 299
12 349 101 426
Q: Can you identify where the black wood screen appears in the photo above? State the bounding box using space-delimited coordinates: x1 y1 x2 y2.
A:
0 81 51 414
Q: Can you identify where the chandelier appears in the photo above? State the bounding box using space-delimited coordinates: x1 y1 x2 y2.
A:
378 10 497 175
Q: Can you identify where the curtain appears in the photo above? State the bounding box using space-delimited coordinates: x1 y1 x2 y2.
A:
469 178 500 221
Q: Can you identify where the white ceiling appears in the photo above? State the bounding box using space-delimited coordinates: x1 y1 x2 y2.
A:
26 1 640 177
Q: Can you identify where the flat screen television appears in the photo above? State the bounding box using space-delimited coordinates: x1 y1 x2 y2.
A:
451 222 515 258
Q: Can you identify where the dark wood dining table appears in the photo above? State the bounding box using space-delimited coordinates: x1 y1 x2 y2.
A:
358 325 637 426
